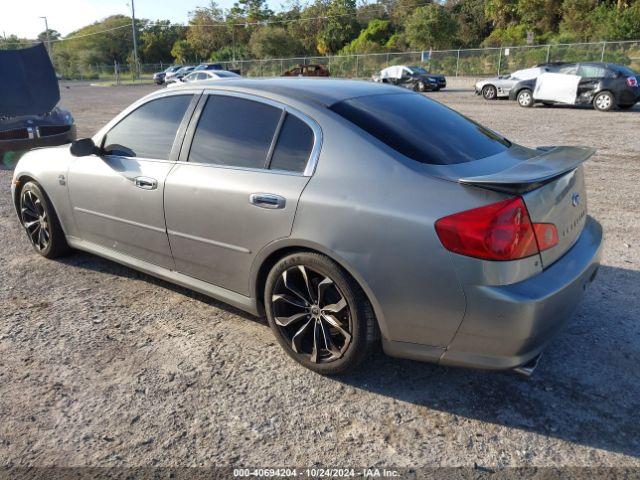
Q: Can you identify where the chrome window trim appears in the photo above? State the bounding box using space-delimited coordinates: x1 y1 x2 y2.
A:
179 89 323 177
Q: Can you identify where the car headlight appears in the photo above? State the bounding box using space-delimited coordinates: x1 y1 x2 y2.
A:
428 77 438 82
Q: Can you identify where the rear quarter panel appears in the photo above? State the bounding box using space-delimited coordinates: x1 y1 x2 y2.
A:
288 110 511 347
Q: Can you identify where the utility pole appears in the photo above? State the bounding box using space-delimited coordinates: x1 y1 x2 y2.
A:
130 0 140 79
39 16 51 57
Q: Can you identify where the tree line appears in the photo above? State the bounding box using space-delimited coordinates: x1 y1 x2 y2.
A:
2 0 639 73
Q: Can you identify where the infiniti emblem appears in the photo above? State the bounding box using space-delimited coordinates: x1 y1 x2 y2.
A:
571 193 581 207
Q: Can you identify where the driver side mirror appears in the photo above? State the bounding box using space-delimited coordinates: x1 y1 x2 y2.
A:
70 138 97 157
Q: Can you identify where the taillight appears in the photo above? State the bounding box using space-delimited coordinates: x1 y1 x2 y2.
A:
627 76 638 87
533 223 558 251
435 198 557 261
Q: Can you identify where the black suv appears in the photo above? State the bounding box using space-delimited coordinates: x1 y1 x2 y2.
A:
509 62 639 111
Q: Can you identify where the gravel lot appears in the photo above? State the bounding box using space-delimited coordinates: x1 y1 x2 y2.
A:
1 82 639 469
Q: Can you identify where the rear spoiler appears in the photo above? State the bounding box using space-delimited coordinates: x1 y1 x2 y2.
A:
459 146 595 193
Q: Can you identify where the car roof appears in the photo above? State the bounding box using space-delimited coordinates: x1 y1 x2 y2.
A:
168 77 404 107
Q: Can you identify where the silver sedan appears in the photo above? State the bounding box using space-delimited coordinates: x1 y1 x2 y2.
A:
11 79 602 375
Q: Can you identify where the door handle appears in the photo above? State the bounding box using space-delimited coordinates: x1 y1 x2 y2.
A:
249 193 286 209
134 176 158 190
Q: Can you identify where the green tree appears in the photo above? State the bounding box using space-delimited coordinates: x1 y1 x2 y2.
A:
484 0 519 29
248 26 303 58
285 0 330 55
140 21 185 62
559 0 598 41
447 0 492 48
590 2 640 40
171 39 196 63
185 2 232 59
339 19 393 54
517 0 562 34
317 0 360 54
37 29 61 43
405 4 458 50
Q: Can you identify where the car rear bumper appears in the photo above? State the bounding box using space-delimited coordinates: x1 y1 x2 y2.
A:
440 216 603 370
383 216 603 371
0 125 76 152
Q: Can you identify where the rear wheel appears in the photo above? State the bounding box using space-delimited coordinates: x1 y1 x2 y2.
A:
517 89 534 108
593 91 615 111
19 181 70 258
264 252 377 375
482 85 497 100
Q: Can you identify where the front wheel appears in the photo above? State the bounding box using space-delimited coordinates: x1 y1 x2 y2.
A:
593 91 615 111
415 81 426 92
482 85 497 100
19 181 70 258
264 252 378 375
517 89 534 108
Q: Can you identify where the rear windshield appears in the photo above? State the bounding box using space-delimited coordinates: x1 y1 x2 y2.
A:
330 93 511 165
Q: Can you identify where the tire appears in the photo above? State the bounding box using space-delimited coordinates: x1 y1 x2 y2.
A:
415 81 426 92
482 85 497 100
264 252 378 375
618 103 634 110
18 181 70 259
593 91 615 111
517 89 534 108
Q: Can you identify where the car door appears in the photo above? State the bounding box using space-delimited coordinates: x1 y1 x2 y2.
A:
67 93 197 269
164 92 319 295
576 63 612 102
533 63 580 104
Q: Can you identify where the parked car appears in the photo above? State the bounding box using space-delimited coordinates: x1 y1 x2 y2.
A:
283 64 330 77
1 44 76 155
372 65 446 91
167 70 241 87
12 79 602 376
165 66 195 84
509 62 640 111
194 63 224 71
475 65 553 100
153 65 182 85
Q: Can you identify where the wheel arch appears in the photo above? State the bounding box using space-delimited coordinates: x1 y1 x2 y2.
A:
250 239 388 339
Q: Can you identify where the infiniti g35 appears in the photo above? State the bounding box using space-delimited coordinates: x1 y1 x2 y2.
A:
11 79 602 375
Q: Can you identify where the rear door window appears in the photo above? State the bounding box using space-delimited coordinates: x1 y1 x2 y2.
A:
330 93 510 165
188 95 282 168
578 65 610 78
103 95 192 159
269 113 314 173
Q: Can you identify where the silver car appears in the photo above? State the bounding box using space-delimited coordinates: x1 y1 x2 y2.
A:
11 79 602 375
475 66 549 100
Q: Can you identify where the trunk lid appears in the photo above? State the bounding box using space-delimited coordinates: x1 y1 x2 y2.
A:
427 145 593 269
520 165 588 267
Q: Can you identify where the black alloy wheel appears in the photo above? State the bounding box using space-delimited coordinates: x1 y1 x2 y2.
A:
19 181 69 258
265 252 377 374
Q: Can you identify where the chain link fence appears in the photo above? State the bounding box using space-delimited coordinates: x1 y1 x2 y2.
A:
58 40 640 83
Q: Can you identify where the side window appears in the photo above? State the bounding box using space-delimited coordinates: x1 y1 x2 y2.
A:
578 65 608 78
103 95 192 159
269 113 315 173
189 95 282 168
558 64 578 75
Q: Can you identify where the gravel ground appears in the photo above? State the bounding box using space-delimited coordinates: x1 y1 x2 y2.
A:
0 82 639 469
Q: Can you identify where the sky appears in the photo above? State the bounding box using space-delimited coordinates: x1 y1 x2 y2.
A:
1 0 239 39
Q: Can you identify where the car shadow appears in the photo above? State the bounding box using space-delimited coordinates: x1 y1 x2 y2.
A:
56 251 639 457
57 250 260 324
335 263 640 458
